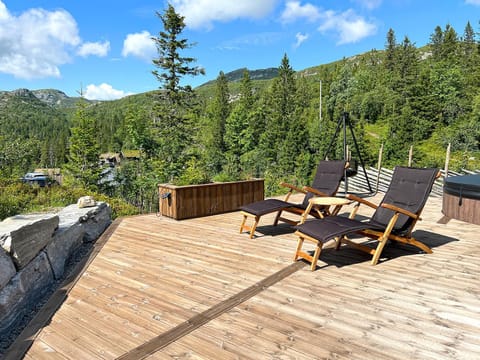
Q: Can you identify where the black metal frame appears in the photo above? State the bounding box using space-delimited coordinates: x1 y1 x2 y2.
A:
323 112 372 193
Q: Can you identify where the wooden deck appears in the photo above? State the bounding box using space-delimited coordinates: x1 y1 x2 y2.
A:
5 193 480 359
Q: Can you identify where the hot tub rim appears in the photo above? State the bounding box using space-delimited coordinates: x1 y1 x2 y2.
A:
443 174 480 200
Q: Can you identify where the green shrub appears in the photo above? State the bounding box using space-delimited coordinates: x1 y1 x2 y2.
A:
0 181 140 220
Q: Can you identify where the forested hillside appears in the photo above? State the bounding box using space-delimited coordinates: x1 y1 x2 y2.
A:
0 89 70 176
0 20 479 214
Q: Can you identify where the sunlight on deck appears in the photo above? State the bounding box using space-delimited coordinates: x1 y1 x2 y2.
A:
6 194 480 359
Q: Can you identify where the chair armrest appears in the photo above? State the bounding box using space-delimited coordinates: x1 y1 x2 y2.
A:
280 182 306 194
381 203 419 220
302 186 328 197
346 194 378 210
345 194 378 220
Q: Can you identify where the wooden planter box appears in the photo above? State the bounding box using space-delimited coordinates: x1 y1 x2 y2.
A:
158 179 264 220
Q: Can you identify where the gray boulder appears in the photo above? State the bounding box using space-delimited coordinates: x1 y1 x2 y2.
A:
0 251 54 334
57 201 112 242
0 214 59 269
0 248 15 289
45 223 84 279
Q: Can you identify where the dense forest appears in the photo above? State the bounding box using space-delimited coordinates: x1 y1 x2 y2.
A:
0 11 479 216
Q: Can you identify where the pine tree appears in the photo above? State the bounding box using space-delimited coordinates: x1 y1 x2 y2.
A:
397 36 419 99
125 103 156 158
277 75 309 177
151 4 205 181
430 25 444 60
460 21 480 104
259 54 296 172
65 99 101 189
238 69 259 154
203 71 230 175
384 28 397 73
152 4 204 103
224 69 264 178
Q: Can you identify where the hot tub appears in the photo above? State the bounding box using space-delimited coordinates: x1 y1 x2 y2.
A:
442 174 480 225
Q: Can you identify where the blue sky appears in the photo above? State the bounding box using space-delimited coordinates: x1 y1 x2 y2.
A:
0 0 479 100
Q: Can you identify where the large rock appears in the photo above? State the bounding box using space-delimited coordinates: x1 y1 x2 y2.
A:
45 223 84 280
0 214 59 269
0 251 54 334
17 251 54 300
56 201 111 242
0 201 112 338
0 247 15 289
0 276 24 334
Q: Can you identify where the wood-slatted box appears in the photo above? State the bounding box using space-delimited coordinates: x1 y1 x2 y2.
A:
159 179 264 220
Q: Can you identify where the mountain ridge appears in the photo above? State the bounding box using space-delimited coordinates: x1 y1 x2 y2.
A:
0 66 281 107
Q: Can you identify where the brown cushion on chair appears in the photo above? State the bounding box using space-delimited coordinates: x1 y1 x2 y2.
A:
301 160 347 208
240 199 291 216
370 167 438 234
295 217 383 243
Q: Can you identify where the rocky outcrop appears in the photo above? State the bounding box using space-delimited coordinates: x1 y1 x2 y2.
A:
0 214 59 269
0 249 15 289
0 201 112 335
0 252 54 332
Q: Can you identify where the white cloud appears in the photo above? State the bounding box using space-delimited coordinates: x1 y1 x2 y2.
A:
465 0 480 5
0 1 8 21
84 83 133 101
122 31 156 61
219 32 283 50
0 1 81 79
352 0 382 10
170 0 278 29
294 32 309 48
281 1 321 24
77 41 110 57
318 9 377 44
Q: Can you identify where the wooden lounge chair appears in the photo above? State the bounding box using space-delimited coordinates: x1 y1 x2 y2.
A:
239 160 346 238
294 166 441 270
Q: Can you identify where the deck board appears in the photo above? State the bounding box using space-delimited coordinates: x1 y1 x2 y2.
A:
7 194 480 359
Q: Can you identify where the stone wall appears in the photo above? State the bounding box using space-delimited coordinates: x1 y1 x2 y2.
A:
0 201 111 335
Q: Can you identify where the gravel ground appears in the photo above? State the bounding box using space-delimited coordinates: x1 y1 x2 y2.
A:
0 241 94 355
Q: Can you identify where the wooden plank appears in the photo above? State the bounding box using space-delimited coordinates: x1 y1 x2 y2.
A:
14 193 480 360
117 261 306 360
3 218 122 360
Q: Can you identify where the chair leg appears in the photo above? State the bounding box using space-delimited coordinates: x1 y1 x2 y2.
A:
273 210 283 226
294 237 304 261
311 244 322 271
249 216 260 239
239 212 260 238
371 214 398 265
371 237 388 265
239 214 248 234
294 233 322 271
403 237 433 254
335 236 344 250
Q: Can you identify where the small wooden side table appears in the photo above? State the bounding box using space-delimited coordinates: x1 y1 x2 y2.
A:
302 196 352 221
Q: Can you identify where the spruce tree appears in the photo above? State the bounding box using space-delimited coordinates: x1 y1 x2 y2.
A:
460 21 480 104
151 4 204 181
430 25 444 61
65 99 101 190
384 28 397 73
222 69 262 178
203 71 230 175
238 69 259 154
259 54 296 173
